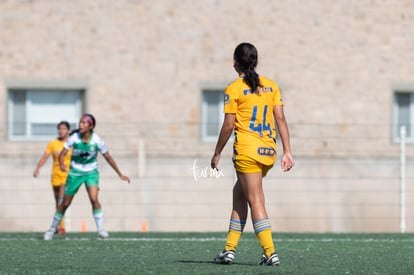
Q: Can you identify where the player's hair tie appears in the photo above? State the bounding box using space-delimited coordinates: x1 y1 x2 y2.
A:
248 60 256 70
82 114 95 128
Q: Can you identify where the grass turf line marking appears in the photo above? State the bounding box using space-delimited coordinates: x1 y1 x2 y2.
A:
0 237 227 242
1 237 414 242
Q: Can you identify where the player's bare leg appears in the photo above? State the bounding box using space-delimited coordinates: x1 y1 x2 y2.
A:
215 181 247 264
237 172 267 221
53 185 66 234
44 195 74 240
238 172 279 266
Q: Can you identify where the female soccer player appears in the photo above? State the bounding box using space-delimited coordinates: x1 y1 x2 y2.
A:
33 121 72 235
211 43 294 266
43 114 130 240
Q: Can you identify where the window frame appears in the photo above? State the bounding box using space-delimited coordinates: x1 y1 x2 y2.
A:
5 80 88 141
392 83 414 144
200 83 227 142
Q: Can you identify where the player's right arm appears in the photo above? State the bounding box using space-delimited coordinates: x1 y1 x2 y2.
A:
59 148 69 172
33 152 50 177
211 113 235 170
60 134 75 172
33 141 54 177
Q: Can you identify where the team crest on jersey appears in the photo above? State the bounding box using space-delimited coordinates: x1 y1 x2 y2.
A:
224 94 230 104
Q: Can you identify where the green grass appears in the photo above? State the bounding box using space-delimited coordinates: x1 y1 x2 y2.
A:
1 232 414 274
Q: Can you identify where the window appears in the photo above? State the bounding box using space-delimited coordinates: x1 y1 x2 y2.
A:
7 82 85 140
393 91 414 142
201 89 224 142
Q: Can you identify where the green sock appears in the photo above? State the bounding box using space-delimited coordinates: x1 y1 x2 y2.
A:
50 211 64 230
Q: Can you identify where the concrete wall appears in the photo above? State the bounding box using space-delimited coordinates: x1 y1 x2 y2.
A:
1 153 413 232
1 0 414 232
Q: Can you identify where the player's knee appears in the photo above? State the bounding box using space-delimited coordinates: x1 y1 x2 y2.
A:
89 197 100 206
247 196 265 208
56 198 64 205
58 202 69 213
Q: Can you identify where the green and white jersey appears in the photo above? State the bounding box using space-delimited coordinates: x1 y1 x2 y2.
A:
64 132 108 175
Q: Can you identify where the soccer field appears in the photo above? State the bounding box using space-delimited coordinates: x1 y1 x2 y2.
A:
1 232 413 274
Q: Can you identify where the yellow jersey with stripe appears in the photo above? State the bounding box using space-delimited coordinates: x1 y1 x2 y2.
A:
45 139 72 183
224 76 284 166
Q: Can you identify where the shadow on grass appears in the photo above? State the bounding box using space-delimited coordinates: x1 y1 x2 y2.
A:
177 260 257 266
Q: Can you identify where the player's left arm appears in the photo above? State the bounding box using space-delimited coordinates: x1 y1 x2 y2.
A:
273 105 294 172
102 152 130 183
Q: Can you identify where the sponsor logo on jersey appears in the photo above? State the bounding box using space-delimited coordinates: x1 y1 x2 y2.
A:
261 87 273 93
257 147 276 156
243 86 273 96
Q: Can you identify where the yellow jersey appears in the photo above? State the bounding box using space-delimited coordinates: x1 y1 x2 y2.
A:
224 76 284 166
45 139 72 184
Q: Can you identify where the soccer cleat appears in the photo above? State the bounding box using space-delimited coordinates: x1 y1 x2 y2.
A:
214 250 236 264
57 227 66 235
43 229 55 241
260 253 280 266
98 230 109 239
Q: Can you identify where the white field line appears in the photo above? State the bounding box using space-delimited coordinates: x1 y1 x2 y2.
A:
1 237 414 242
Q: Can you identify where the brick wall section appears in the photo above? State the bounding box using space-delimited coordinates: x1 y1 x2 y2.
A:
0 0 414 156
0 0 414 232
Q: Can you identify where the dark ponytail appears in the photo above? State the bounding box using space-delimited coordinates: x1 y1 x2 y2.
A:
69 128 80 136
233 42 261 93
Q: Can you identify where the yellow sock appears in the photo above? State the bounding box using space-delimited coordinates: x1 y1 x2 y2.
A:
256 229 275 258
224 219 246 251
58 218 65 229
225 230 242 251
253 219 275 258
